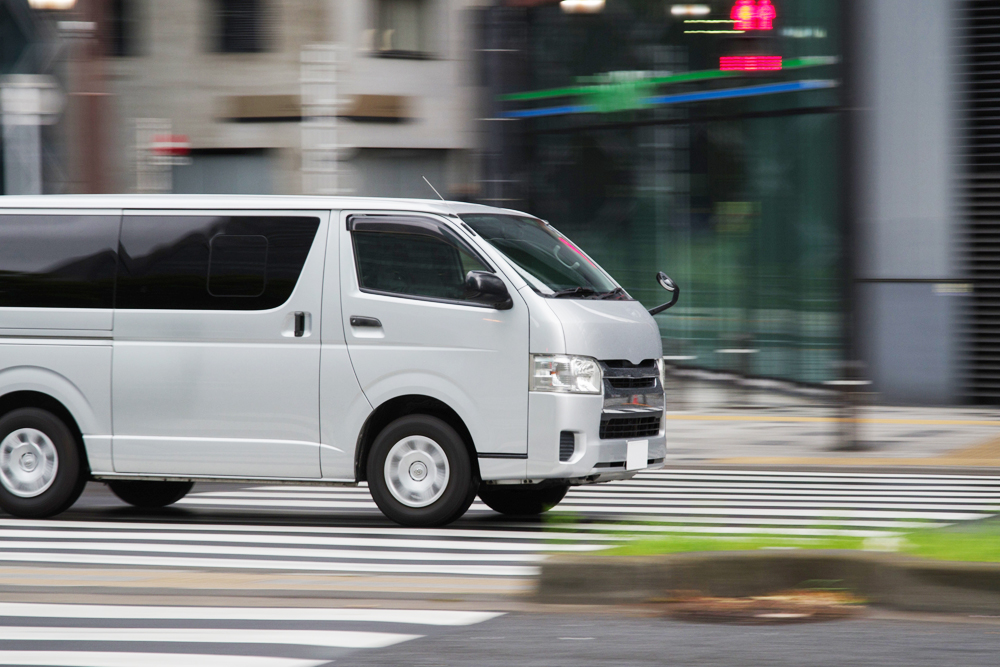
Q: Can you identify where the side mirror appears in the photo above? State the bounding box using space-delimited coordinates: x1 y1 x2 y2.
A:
648 271 680 316
465 271 513 310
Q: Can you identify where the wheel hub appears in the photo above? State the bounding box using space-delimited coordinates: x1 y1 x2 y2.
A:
19 452 37 472
0 428 59 498
409 461 428 481
384 435 450 508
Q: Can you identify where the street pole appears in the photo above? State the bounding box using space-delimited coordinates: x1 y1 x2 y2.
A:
77 0 107 193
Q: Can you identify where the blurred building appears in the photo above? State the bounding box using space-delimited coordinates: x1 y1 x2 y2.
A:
63 0 486 198
478 0 996 405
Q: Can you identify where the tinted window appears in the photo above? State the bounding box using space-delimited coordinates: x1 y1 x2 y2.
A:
353 231 488 301
0 214 119 309
208 235 268 297
118 215 319 310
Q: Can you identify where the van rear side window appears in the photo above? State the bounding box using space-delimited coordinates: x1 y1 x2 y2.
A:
117 215 319 310
0 214 119 309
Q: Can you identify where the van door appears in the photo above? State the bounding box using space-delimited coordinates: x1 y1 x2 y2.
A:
111 210 328 478
338 212 529 464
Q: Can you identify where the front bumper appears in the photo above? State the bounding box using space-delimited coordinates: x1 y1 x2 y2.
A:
519 390 667 483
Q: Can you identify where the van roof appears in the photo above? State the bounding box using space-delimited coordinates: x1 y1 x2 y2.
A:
0 195 532 218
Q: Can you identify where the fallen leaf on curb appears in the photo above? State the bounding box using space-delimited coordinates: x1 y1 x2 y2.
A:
652 590 866 624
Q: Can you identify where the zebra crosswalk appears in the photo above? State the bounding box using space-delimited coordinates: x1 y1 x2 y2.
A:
175 468 1000 534
0 602 502 667
0 469 997 584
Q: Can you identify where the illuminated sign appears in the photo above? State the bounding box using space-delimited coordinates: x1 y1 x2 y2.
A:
720 55 783 71
730 0 776 31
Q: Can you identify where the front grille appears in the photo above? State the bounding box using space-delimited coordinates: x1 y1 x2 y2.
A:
559 431 575 462
599 415 661 439
607 377 657 390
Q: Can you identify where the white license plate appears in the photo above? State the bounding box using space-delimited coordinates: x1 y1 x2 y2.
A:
626 440 649 471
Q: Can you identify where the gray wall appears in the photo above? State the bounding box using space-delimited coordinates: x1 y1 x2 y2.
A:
855 0 959 404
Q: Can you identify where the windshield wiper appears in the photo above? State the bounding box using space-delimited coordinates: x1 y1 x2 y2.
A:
548 286 598 299
596 287 629 300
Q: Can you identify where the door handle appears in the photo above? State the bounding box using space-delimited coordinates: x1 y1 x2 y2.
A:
350 316 382 328
294 312 306 337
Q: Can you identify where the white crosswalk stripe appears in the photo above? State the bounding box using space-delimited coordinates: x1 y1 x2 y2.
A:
0 602 502 667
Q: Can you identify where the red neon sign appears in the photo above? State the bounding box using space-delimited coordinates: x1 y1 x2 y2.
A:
720 55 783 71
730 0 776 31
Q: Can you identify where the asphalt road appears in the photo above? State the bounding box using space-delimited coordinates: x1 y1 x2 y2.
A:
335 612 1000 667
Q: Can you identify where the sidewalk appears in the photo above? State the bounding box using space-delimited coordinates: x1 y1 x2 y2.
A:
663 380 1000 470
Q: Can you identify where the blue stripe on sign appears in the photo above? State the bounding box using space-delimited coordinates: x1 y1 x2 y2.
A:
501 104 596 119
644 79 838 106
500 79 838 119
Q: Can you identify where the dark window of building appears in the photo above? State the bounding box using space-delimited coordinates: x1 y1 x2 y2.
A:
108 0 141 57
213 0 267 53
117 215 319 310
208 234 268 297
0 215 120 309
353 231 488 301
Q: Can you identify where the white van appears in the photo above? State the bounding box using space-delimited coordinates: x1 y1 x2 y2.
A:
0 196 677 527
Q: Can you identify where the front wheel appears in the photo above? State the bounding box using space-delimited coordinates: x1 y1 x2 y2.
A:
367 415 478 527
478 484 569 516
0 408 87 518
107 480 194 508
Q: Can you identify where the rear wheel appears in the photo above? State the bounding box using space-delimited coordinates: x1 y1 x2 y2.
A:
0 408 87 518
367 415 478 527
107 480 194 508
478 483 569 516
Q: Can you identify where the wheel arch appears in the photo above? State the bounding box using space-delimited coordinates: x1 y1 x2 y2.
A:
0 390 89 472
354 394 479 483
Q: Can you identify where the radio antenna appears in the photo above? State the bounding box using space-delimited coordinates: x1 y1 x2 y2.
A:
422 176 445 201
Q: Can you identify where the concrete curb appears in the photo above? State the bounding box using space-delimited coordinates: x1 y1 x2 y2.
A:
536 551 1000 614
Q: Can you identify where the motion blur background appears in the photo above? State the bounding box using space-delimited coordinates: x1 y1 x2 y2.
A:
0 0 992 406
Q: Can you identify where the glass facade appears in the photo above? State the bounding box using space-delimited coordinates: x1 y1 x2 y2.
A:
491 0 843 383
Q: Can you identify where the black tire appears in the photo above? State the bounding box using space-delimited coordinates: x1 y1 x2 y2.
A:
478 483 569 516
0 408 88 518
367 414 478 527
107 480 194 508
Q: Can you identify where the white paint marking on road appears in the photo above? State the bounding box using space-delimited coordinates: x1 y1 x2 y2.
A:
177 496 1000 513
0 652 324 667
0 540 548 563
0 602 503 626
0 551 538 576
0 626 420 648
552 505 988 520
0 518 619 542
0 529 607 552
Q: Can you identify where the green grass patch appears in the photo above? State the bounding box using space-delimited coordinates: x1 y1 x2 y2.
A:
904 521 1000 563
598 520 1000 562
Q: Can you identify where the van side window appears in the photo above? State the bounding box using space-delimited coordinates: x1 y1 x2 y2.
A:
353 231 489 301
208 235 268 297
0 214 119 309
118 215 319 310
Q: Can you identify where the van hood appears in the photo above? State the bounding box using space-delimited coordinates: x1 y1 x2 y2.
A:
542 299 662 365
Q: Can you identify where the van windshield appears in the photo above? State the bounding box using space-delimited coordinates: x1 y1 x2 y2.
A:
459 214 626 299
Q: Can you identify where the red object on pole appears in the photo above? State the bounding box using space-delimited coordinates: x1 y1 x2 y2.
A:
151 135 191 157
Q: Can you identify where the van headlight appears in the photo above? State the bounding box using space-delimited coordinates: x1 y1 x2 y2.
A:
530 354 602 394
